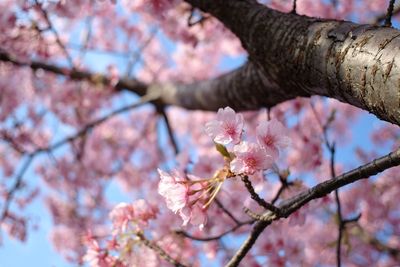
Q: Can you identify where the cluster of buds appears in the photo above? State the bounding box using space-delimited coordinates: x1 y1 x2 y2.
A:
158 107 291 229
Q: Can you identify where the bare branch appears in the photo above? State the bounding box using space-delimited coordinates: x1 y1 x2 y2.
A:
34 0 75 67
331 148 344 267
374 5 400 24
225 217 270 267
270 172 293 204
0 94 156 221
158 109 179 155
176 219 254 242
214 198 242 225
125 28 158 77
187 7 210 27
47 93 158 152
384 0 397 27
185 0 400 126
0 154 35 221
310 104 344 266
136 232 188 267
0 49 148 96
291 0 297 14
241 175 281 214
4 1 400 126
226 148 400 266
351 224 400 261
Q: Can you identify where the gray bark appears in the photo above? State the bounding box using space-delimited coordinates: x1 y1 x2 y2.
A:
2 1 400 126
157 61 308 111
179 0 400 125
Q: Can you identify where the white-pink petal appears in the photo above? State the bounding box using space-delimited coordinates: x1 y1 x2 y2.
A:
256 119 291 159
230 142 273 175
205 107 243 145
157 169 188 213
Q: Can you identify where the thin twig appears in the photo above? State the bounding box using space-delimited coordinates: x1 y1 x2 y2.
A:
270 170 293 204
0 95 156 221
125 28 158 77
291 0 297 14
331 146 344 267
241 175 281 215
0 49 148 96
225 148 400 267
176 219 254 242
384 0 397 27
225 218 271 267
136 232 188 267
243 207 263 221
374 5 400 24
77 16 93 60
311 103 348 267
67 43 130 57
270 184 286 204
47 93 157 152
187 7 210 26
352 225 400 261
215 198 241 225
1 131 26 154
0 154 35 221
34 0 75 67
342 213 361 224
159 109 179 154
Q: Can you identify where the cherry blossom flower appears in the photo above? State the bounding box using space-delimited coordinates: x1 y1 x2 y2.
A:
83 236 123 267
109 203 135 233
256 118 291 159
230 142 273 175
205 107 244 145
158 169 189 213
180 204 208 229
158 170 215 228
109 199 157 234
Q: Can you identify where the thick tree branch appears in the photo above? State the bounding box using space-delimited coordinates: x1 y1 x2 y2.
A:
5 0 400 126
0 50 301 112
157 61 304 111
185 0 400 126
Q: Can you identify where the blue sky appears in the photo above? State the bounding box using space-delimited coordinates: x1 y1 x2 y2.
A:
1 3 399 267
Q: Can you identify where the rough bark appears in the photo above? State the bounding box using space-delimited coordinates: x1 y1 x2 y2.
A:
2 1 400 126
157 61 308 110
0 50 306 111
184 0 400 125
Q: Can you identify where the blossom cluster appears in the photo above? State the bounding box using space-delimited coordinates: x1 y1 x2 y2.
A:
1 0 398 266
158 107 291 229
83 199 158 267
206 107 290 174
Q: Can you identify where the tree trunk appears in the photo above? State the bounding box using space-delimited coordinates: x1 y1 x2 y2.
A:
2 0 400 126
178 0 400 125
